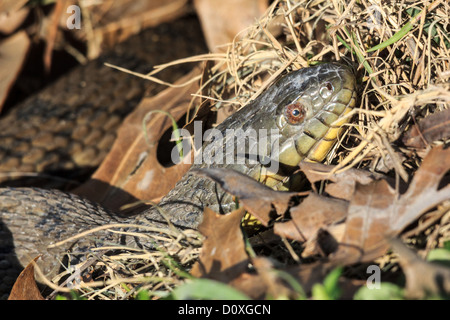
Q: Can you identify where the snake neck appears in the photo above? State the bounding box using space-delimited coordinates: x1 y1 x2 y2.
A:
136 167 250 230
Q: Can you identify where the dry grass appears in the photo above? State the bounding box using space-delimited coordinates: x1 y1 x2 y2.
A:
50 0 450 299
149 0 450 176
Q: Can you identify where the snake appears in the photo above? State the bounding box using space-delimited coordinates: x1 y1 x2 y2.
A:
0 16 206 190
0 53 356 297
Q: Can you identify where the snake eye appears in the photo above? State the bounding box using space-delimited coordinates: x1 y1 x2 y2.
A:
284 103 306 125
319 82 334 99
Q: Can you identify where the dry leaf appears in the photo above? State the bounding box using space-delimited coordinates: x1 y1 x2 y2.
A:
190 206 269 299
274 192 348 242
8 256 44 300
44 0 70 73
193 167 299 226
390 238 450 299
329 179 397 262
194 146 449 267
191 207 294 298
300 162 386 201
329 145 450 264
0 31 30 111
191 207 248 281
0 3 29 34
402 108 450 148
61 0 189 59
301 224 346 259
194 0 268 52
74 68 202 210
0 0 27 13
192 204 339 296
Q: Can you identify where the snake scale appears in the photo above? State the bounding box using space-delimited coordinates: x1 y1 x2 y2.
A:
0 15 357 297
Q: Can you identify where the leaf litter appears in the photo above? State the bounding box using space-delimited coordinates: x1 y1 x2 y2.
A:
9 0 450 299
192 145 450 298
158 0 450 300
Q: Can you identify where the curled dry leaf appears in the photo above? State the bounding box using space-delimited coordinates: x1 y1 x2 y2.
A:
326 179 397 263
74 68 202 210
301 223 347 259
8 256 44 300
402 108 450 149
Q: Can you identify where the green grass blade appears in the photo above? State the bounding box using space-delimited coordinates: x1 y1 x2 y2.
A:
366 7 424 52
142 110 184 159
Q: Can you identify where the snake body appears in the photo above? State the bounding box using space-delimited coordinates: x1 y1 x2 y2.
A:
0 60 356 298
0 16 206 189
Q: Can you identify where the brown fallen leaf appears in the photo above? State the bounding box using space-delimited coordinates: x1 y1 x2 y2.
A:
301 224 346 259
402 108 450 149
191 206 296 298
0 1 29 34
0 0 27 13
193 167 300 226
0 31 30 111
60 0 189 59
74 67 202 210
192 205 342 296
300 162 387 201
191 207 248 281
8 256 44 300
328 145 450 264
190 206 270 298
390 238 450 299
194 0 268 52
193 166 349 244
328 179 397 263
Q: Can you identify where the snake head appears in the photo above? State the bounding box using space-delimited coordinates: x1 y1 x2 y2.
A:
270 63 357 170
